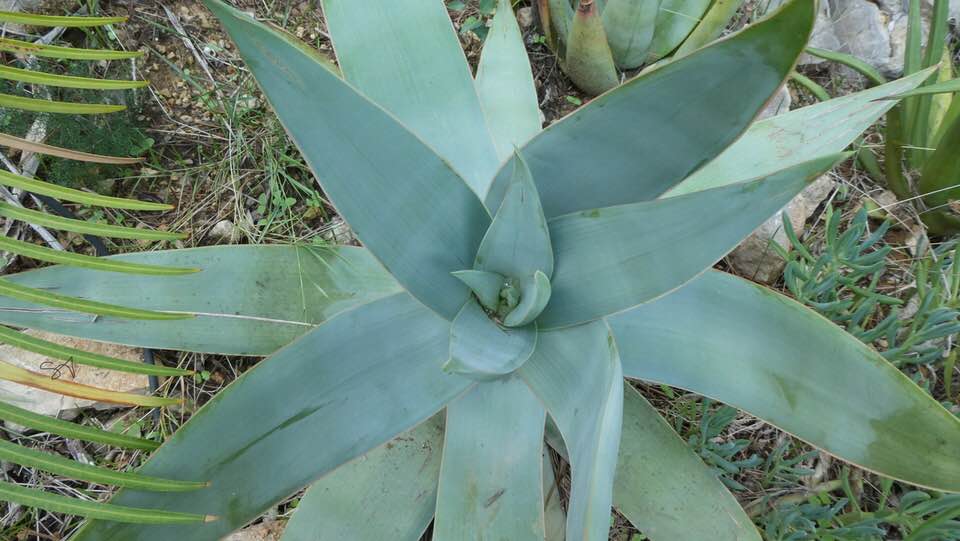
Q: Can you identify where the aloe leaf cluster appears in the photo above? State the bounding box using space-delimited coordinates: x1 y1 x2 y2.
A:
0 0 956 539
538 0 747 94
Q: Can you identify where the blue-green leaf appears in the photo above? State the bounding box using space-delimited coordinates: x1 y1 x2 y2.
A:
434 377 546 540
447 299 537 380
452 269 505 312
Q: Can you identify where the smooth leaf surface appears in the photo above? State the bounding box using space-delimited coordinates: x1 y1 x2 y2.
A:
452 269 504 312
520 322 623 541
540 155 840 328
0 236 197 275
503 270 552 327
0 246 399 355
610 271 960 492
476 0 542 161
0 94 125 114
602 0 660 69
447 299 537 379
674 0 747 57
74 293 471 541
434 378 546 540
0 278 188 321
917 111 960 234
565 0 619 96
320 0 499 196
0 10 125 27
485 0 815 216
0 203 183 241
206 0 489 319
0 65 148 90
671 68 934 196
476 154 553 279
0 170 168 210
281 415 444 541
615 386 760 540
647 0 714 61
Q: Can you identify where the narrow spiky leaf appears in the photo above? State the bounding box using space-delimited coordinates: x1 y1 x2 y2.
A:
0 203 184 241
0 439 205 492
565 0 619 95
0 11 126 27
891 77 960 99
0 360 179 407
0 279 190 321
0 171 171 210
0 38 142 60
0 65 148 90
0 480 210 524
0 94 125 114
0 401 159 450
0 132 143 164
0 236 197 275
0 326 191 376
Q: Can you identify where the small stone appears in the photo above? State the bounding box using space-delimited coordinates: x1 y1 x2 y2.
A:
319 218 356 245
209 219 241 243
517 7 534 28
728 175 838 284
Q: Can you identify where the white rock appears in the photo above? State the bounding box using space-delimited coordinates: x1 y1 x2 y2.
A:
224 521 284 541
517 6 534 28
319 217 356 244
728 175 838 284
209 219 241 243
0 331 148 421
758 84 792 120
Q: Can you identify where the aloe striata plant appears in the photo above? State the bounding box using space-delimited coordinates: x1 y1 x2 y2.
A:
0 0 956 540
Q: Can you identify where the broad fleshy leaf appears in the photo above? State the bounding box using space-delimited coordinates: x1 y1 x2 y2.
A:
503 270 552 327
0 246 399 356
610 271 960 492
434 378 546 540
281 415 444 541
484 0 816 216
614 386 760 540
602 0 660 69
519 322 623 541
0 278 189 321
205 0 489 320
476 0 542 160
320 0 499 196
670 68 935 196
476 153 553 279
647 0 714 61
73 293 471 540
452 269 505 312
539 154 842 329
447 299 537 379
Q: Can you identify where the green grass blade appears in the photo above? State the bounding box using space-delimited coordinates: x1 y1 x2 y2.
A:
0 236 197 276
0 278 190 321
674 0 747 58
0 11 126 27
904 0 923 77
0 326 190 376
0 202 185 241
0 94 125 114
911 0 951 163
0 171 170 210
892 77 960 99
0 401 158 450
789 71 830 101
0 480 210 524
0 439 205 492
0 65 147 90
805 47 887 86
0 37 141 60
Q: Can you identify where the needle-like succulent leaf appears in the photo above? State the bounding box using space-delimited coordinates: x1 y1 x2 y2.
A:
0 360 178 407
71 293 470 540
0 236 196 276
476 0 542 160
485 0 816 216
0 246 400 356
205 0 489 319
320 0 500 196
282 415 444 541
610 271 960 492
541 154 843 329
446 299 537 380
0 132 143 164
0 11 126 27
0 278 189 321
520 321 623 541
0 326 190 376
452 269 505 312
0 37 142 60
0 401 159 450
0 203 184 241
0 171 170 210
0 65 148 90
0 94 125 114
434 378 546 539
565 0 619 95
0 439 205 492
